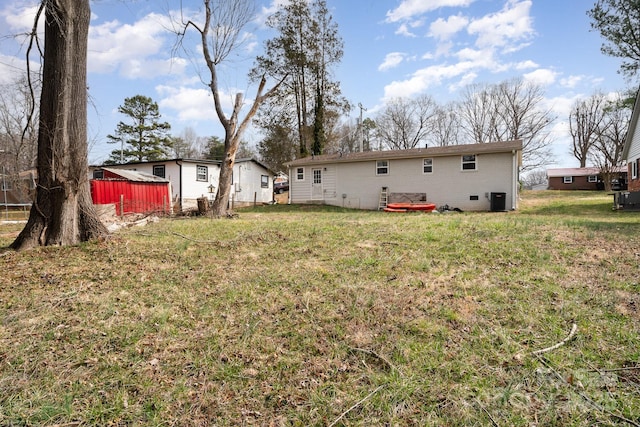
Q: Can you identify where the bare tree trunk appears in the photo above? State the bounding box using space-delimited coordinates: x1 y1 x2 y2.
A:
12 0 107 250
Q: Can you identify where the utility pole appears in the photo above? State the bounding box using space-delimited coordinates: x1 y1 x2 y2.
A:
358 103 367 152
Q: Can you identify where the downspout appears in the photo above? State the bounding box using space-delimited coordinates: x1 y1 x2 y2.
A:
287 165 292 204
512 150 518 210
175 160 183 212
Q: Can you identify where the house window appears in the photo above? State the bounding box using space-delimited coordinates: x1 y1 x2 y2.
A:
563 176 573 184
153 165 166 178
313 169 322 184
261 175 269 188
588 175 597 183
296 167 305 180
633 161 638 180
423 158 433 174
92 169 104 179
196 165 208 182
462 154 476 170
376 160 389 175
1 179 12 191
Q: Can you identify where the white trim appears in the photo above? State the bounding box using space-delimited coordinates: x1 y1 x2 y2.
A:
461 154 477 171
423 158 433 174
376 160 389 175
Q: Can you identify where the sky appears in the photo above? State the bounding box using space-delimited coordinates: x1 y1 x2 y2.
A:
0 0 630 168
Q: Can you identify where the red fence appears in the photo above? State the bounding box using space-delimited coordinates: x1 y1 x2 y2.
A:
90 179 171 215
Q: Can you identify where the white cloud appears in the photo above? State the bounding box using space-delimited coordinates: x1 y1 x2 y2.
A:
0 54 27 84
560 75 584 89
395 23 417 37
157 85 247 123
468 0 534 51
378 52 406 71
383 60 478 99
386 0 475 23
429 14 469 41
255 0 290 26
2 2 39 33
515 60 538 70
88 13 178 78
523 68 557 86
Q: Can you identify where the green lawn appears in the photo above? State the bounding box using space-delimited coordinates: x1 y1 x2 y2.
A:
1 190 639 426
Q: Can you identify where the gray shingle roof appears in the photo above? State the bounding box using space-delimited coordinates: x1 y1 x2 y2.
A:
285 140 523 167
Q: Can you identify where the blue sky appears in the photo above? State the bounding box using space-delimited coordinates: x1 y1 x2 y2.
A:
0 0 629 168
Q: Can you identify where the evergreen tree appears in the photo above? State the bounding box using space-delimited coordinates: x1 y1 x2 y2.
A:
253 0 346 157
106 95 172 164
588 0 640 80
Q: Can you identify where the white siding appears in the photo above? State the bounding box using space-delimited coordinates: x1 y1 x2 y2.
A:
290 151 519 211
232 161 274 206
630 123 640 162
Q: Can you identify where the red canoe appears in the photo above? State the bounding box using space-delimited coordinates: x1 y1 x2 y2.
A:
386 202 436 212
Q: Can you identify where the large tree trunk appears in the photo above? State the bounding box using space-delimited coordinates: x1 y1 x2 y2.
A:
11 0 107 250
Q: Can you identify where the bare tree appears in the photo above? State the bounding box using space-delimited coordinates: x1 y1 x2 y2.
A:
428 102 460 146
458 84 498 144
493 79 555 172
375 95 437 150
12 0 107 250
521 169 548 189
178 0 285 216
569 92 608 167
593 93 630 190
459 79 555 172
0 76 39 184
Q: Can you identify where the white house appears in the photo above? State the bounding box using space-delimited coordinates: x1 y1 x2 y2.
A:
91 158 274 212
285 140 522 211
622 90 640 193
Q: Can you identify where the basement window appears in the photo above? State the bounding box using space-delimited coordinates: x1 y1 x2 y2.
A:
563 176 573 184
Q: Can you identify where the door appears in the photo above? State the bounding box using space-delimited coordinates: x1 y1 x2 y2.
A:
312 168 323 200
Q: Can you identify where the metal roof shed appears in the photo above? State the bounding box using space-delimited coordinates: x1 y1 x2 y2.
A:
90 167 172 215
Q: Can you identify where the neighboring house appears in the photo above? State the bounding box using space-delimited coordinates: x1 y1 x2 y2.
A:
90 168 172 215
90 158 274 212
546 167 627 191
284 140 522 212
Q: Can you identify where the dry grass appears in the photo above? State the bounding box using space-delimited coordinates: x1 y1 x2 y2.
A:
1 190 639 426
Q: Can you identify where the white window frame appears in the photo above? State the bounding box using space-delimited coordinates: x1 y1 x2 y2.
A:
462 154 476 171
563 176 573 184
632 161 638 180
376 160 389 175
296 167 305 181
588 175 597 183
196 165 208 182
423 158 433 174
313 169 322 184
261 174 269 188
